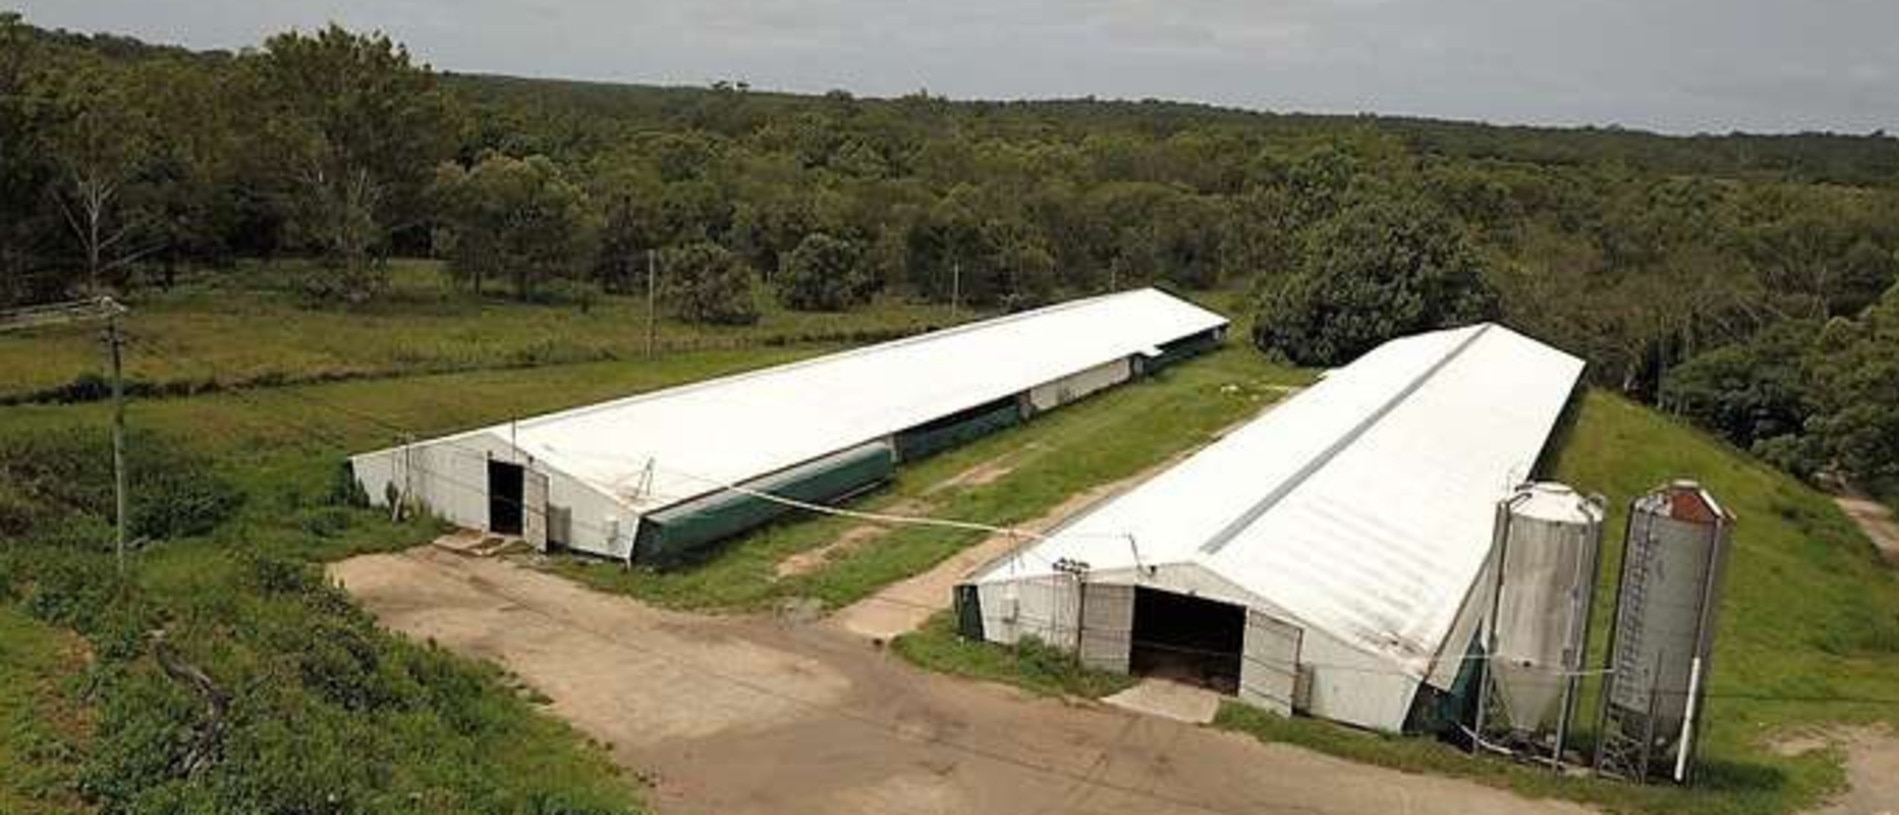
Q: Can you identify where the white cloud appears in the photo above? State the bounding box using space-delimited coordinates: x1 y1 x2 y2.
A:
12 0 1896 133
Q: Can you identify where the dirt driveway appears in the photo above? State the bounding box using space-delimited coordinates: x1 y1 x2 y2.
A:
330 547 1588 815
1837 496 1899 568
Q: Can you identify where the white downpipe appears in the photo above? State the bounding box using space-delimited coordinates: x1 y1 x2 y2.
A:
1674 656 1703 782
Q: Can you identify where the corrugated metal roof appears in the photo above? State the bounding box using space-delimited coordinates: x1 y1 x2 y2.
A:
977 323 1584 679
385 288 1226 514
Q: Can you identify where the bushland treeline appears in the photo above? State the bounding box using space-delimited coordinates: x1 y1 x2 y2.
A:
4 13 1898 491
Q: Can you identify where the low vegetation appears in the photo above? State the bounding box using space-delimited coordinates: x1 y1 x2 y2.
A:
0 259 956 403
0 426 643 813
0 605 93 815
892 613 1135 699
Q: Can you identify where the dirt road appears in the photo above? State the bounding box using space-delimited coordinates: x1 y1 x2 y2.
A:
1836 496 1899 568
331 547 1589 815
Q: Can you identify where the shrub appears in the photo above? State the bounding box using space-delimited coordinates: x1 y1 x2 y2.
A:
1253 195 1500 366
776 232 878 311
660 241 760 325
0 427 243 543
1660 320 1818 451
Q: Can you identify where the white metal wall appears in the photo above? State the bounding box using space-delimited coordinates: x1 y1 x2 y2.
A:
975 571 1079 649
1026 358 1133 415
1078 583 1135 672
350 433 636 559
1240 610 1302 717
976 561 1424 732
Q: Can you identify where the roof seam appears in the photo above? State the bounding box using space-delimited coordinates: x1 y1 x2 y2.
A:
1197 324 1495 556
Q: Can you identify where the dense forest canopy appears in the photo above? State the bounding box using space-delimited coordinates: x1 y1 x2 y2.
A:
3 12 1899 493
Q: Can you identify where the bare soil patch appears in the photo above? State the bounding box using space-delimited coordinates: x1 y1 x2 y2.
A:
774 446 1043 579
332 546 1593 815
1780 725 1899 815
825 444 1225 643
1836 496 1899 569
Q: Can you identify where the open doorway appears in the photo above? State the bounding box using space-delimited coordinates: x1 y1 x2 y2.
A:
488 459 524 535
1130 587 1246 694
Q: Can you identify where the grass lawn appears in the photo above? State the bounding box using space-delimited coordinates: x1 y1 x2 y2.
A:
0 605 92 815
551 343 1309 612
0 258 963 402
0 345 832 467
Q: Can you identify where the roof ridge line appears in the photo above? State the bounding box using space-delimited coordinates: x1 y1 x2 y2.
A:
504 288 1180 432
1197 323 1495 556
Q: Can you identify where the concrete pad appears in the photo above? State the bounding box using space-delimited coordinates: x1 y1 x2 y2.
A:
1103 678 1224 725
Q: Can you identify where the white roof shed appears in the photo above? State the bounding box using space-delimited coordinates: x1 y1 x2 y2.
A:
971 323 1585 731
351 288 1228 561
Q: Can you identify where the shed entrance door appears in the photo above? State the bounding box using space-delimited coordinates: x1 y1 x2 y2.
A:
522 469 549 551
1130 587 1246 693
487 460 525 535
1078 582 1134 672
1239 609 1303 717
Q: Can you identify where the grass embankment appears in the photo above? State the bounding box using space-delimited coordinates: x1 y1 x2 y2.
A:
0 258 960 402
0 606 92 815
0 436 643 812
553 344 1308 612
899 388 1899 815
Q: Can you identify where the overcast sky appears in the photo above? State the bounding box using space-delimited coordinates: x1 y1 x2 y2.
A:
13 0 1897 135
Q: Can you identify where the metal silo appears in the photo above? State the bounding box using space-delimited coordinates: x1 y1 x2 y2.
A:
1594 480 1734 784
1471 483 1605 770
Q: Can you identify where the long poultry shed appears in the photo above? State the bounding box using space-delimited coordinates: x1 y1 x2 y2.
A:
964 323 1585 732
349 288 1228 565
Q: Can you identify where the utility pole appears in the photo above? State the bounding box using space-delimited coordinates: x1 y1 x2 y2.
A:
107 311 127 575
0 296 130 573
950 260 961 321
645 248 658 358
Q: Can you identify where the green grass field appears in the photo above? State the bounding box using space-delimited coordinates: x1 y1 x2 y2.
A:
0 606 92 815
0 258 960 402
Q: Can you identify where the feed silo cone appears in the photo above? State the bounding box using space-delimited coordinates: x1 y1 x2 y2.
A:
1471 483 1605 769
1594 480 1734 785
